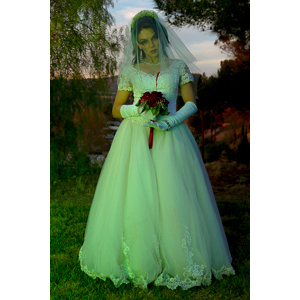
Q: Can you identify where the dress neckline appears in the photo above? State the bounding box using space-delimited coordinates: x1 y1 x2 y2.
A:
132 59 176 77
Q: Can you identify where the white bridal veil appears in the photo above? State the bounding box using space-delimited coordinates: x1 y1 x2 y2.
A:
117 10 200 85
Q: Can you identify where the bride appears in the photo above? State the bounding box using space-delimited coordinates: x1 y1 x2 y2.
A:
79 10 235 290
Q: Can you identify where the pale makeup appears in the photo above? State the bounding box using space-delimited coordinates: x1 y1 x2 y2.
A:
136 28 159 64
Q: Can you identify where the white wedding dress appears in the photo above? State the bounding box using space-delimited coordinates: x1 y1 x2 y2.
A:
79 59 235 290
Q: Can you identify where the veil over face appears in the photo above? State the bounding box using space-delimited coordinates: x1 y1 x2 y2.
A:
118 10 200 83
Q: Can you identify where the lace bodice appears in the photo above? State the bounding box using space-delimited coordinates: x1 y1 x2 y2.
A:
118 59 194 116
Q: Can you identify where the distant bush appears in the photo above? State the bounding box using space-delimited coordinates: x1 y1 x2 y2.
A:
204 142 232 162
50 146 101 183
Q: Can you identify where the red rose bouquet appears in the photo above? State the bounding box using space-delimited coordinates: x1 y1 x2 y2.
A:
136 91 170 149
136 91 170 118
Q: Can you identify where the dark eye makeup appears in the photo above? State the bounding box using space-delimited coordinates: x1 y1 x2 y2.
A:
138 34 158 45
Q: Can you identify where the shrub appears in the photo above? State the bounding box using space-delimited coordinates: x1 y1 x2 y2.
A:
204 142 231 162
50 147 101 183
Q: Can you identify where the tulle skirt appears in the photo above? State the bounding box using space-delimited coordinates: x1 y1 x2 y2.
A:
79 116 235 290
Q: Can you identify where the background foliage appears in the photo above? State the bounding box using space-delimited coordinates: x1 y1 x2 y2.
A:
50 0 123 182
50 0 122 79
153 0 250 163
153 0 250 48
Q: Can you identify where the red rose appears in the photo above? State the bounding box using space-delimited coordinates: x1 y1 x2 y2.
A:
152 91 163 99
140 92 151 103
148 94 159 107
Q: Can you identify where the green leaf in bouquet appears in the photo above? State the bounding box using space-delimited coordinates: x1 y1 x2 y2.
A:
152 106 160 117
150 107 157 117
137 103 143 111
160 108 170 116
140 107 146 114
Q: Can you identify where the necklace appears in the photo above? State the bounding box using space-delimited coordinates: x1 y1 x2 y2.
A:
141 56 166 65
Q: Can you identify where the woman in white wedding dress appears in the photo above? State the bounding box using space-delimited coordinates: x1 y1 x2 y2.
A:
79 10 235 290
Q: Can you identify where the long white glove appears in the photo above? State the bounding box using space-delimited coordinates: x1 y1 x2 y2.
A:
120 104 140 118
120 104 156 121
142 101 198 131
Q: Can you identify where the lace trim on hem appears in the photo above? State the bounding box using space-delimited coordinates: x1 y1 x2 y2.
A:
79 245 234 290
79 225 235 290
212 265 236 280
153 225 210 290
79 247 131 287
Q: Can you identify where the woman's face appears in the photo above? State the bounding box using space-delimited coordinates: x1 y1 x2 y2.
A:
136 28 159 61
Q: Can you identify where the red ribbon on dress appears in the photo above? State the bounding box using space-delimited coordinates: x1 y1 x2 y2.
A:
148 72 160 149
149 125 154 149
155 72 160 87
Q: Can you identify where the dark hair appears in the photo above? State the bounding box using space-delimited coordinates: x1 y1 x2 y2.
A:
131 16 169 64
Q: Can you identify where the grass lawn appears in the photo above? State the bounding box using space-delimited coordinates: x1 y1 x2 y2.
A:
50 161 250 299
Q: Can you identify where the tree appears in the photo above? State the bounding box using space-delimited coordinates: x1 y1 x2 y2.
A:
154 0 250 56
153 0 250 43
50 0 123 179
51 0 122 79
194 73 226 158
217 58 250 112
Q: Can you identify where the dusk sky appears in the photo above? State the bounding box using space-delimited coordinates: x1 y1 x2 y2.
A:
108 0 230 76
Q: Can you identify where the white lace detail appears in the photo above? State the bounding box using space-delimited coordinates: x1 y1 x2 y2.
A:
117 60 194 116
79 223 234 290
178 60 194 86
154 225 211 290
122 239 134 279
123 238 150 289
182 225 211 285
212 265 236 279
79 247 130 287
118 67 133 91
126 116 148 125
118 86 133 92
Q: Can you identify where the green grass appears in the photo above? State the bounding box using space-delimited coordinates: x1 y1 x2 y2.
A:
50 166 250 299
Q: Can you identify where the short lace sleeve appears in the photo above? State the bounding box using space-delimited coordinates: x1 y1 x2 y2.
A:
179 60 194 87
117 66 133 91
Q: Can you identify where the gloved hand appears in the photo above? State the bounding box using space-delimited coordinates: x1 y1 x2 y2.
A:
142 101 198 131
120 104 157 121
141 109 157 122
